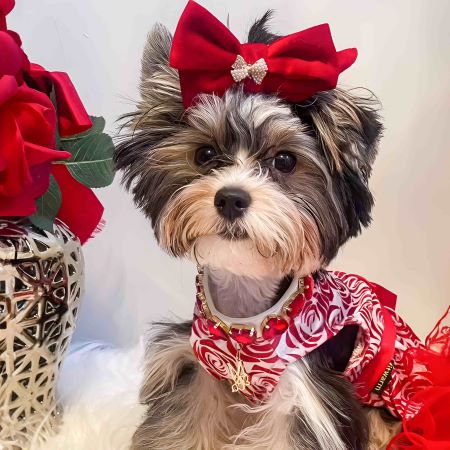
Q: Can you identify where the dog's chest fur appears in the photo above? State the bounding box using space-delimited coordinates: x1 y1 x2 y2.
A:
130 271 394 450
207 268 282 318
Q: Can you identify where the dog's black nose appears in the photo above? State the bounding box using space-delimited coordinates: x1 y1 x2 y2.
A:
214 187 251 221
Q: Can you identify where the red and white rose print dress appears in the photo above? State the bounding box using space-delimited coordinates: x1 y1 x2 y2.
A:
191 270 450 449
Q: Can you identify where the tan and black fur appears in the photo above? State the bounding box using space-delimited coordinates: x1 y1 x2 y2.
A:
115 13 400 450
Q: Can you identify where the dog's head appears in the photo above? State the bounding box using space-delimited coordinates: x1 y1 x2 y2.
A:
115 15 382 279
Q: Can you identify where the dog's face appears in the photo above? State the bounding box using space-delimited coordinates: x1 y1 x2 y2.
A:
115 22 382 279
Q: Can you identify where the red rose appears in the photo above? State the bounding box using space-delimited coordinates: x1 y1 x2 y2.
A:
0 0 109 244
0 0 14 16
0 0 29 83
0 81 70 216
0 0 70 217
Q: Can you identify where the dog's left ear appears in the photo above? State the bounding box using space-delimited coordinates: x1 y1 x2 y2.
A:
295 89 383 238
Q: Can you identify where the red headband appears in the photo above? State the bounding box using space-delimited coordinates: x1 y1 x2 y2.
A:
170 1 357 108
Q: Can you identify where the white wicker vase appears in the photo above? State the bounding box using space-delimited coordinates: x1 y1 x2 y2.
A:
0 218 84 448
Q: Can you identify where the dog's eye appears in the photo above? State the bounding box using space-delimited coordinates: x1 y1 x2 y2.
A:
194 146 218 166
273 152 297 173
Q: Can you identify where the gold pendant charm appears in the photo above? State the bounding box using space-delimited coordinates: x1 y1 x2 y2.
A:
228 349 250 393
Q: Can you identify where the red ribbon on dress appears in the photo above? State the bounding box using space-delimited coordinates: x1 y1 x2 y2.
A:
170 1 358 108
355 306 397 397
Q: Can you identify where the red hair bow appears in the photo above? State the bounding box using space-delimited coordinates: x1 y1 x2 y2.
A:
170 1 358 108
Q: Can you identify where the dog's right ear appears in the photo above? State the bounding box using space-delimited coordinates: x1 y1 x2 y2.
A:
136 24 184 129
115 24 184 195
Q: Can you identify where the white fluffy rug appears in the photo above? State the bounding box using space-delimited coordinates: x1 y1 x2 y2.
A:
33 342 146 450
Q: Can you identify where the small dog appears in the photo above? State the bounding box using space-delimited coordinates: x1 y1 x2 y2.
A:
114 7 402 450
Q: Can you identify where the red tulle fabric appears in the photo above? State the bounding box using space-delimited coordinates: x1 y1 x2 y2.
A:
388 307 450 449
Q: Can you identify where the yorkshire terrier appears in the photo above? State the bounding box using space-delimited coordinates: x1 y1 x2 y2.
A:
114 4 402 450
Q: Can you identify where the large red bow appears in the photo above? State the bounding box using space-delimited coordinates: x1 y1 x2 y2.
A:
170 1 358 108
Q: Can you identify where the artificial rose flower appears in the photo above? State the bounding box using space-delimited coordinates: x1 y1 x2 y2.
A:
0 0 29 84
1 0 108 244
0 0 14 16
0 82 70 216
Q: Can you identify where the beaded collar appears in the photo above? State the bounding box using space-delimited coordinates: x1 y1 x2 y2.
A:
196 270 313 344
190 269 426 419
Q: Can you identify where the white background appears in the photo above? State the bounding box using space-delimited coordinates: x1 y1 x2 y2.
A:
9 0 450 346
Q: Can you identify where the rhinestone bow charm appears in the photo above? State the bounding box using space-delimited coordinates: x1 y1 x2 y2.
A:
231 55 268 85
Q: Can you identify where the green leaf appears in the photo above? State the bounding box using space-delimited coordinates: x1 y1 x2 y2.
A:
60 133 115 188
29 175 62 232
67 158 115 188
62 132 113 161
60 116 106 141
